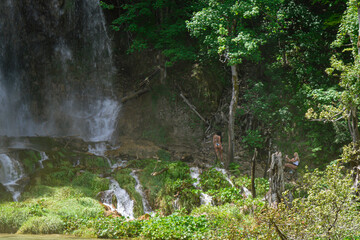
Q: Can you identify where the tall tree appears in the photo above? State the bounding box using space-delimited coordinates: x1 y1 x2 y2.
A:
101 0 199 68
307 0 360 145
187 0 281 167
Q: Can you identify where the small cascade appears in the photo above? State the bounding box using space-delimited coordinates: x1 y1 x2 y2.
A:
100 178 134 219
38 152 48 168
173 198 180 210
190 167 213 206
130 170 152 214
88 143 127 170
88 142 112 167
0 154 25 201
215 167 234 187
200 193 213 205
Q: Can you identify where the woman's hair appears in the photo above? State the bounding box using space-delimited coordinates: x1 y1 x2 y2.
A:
216 131 222 138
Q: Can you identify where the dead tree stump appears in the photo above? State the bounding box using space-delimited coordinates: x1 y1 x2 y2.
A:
266 152 285 208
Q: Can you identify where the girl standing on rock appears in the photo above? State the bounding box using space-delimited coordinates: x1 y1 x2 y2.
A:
213 132 223 163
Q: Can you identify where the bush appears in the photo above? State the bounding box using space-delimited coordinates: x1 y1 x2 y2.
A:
54 197 103 219
71 171 109 196
257 163 360 239
234 176 269 197
199 168 232 192
0 202 31 233
17 214 64 234
207 187 243 205
141 214 209 240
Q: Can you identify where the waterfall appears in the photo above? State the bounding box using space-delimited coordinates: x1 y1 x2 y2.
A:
0 0 120 142
130 170 152 214
38 152 48 168
0 154 25 201
100 178 134 219
190 167 213 206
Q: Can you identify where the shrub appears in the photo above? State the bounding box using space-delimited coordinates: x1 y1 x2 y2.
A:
199 168 232 192
207 187 243 205
234 176 269 197
0 202 31 233
257 163 360 239
17 214 64 234
141 214 209 240
71 171 109 196
54 197 103 219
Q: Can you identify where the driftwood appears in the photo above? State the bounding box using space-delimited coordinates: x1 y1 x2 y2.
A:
180 93 209 126
151 167 169 176
266 152 285 208
121 87 150 103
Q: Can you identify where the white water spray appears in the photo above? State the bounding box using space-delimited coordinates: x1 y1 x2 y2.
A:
190 167 213 206
38 152 48 168
100 178 134 219
0 154 25 201
130 170 152 214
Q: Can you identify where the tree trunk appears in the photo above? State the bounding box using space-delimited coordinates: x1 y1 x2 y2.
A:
226 64 239 168
251 148 258 198
266 152 285 208
348 106 360 144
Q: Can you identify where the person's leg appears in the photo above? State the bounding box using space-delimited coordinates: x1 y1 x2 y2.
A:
285 163 297 170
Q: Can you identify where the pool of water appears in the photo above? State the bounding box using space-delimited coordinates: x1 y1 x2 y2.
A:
0 234 98 240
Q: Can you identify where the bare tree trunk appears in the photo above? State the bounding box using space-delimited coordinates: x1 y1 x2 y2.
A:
263 138 272 178
349 106 360 144
251 148 258 198
226 64 239 168
266 152 285 208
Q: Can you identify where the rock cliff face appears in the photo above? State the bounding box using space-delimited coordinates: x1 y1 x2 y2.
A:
0 0 119 141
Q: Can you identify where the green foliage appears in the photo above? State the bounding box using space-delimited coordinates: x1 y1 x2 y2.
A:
17 215 64 234
258 163 360 239
207 187 243 205
199 168 232 192
241 129 264 149
186 0 281 65
103 0 198 65
191 202 261 239
341 141 360 165
157 149 172 161
0 202 31 233
234 176 269 198
141 214 209 240
54 197 103 219
71 171 109 196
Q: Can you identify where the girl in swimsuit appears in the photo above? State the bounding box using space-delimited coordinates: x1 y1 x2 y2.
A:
213 132 223 162
285 152 300 170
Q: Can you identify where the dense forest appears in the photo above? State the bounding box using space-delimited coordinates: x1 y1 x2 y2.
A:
1 0 360 239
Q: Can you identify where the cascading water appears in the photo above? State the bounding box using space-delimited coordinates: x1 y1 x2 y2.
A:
38 152 48 168
190 167 213 206
130 170 152 214
100 178 134 219
0 154 25 201
0 0 120 142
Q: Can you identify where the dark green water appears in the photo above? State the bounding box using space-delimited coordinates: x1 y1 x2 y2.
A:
0 234 98 240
